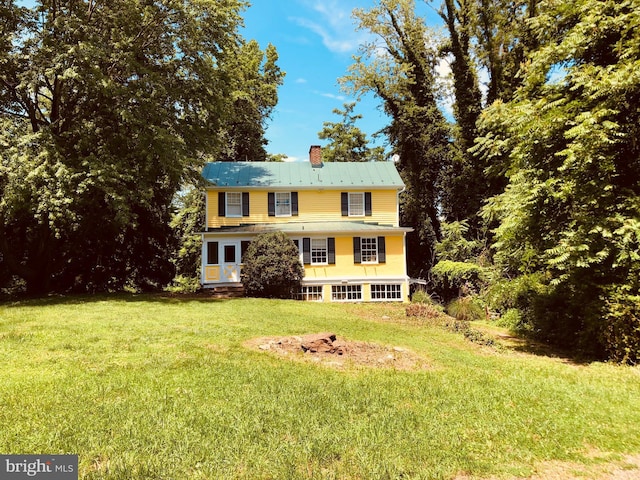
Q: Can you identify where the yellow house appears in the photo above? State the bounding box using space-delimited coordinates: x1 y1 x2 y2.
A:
200 146 412 302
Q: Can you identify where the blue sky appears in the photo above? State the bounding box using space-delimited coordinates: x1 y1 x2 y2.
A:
240 0 444 162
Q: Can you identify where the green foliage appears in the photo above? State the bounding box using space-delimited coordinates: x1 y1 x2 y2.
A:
495 308 525 332
430 260 488 302
342 0 455 277
476 0 640 361
446 296 484 322
240 232 304 299
602 289 640 365
164 275 201 294
435 220 485 263
0 0 282 294
215 42 285 162
318 102 386 162
482 273 546 314
169 187 204 281
410 288 436 304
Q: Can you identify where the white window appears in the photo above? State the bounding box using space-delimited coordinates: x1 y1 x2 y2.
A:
275 192 291 216
371 284 402 301
361 237 378 263
331 285 363 301
226 192 242 217
299 286 323 301
349 192 364 216
311 238 327 265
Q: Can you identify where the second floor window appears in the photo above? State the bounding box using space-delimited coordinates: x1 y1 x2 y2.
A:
341 192 372 217
218 192 249 217
226 192 242 217
349 192 364 216
268 192 299 217
275 192 291 216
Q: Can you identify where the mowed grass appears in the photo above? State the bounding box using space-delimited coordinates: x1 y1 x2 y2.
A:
1 295 639 479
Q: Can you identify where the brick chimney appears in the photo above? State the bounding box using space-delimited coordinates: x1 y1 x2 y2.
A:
309 145 323 167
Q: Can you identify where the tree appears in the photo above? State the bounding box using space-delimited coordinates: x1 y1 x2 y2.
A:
318 102 386 162
342 0 454 278
215 41 285 162
435 0 537 230
241 232 304 299
477 0 640 360
0 0 279 294
170 186 205 281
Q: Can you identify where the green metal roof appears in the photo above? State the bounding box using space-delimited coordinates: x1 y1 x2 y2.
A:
201 161 405 189
202 222 412 235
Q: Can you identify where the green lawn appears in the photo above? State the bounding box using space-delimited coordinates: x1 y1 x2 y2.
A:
1 295 639 479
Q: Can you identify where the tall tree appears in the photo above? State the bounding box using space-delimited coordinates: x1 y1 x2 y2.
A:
0 0 273 294
318 102 386 162
478 0 640 360
216 41 285 162
436 0 536 230
342 0 454 278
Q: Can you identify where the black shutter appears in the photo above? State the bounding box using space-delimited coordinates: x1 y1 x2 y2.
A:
378 236 386 263
302 238 311 265
268 192 275 216
328 237 335 265
341 192 348 216
353 237 361 264
291 192 299 216
242 192 250 216
218 192 225 217
365 192 372 216
207 242 219 265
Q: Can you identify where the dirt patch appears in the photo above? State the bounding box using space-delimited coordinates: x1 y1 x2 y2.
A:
454 453 640 480
244 333 429 371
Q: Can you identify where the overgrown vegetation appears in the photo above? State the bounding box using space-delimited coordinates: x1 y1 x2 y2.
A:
341 0 640 363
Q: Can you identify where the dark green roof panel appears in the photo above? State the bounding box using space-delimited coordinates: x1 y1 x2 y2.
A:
201 161 405 189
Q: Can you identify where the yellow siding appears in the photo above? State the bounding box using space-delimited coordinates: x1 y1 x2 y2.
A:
204 266 220 281
207 189 399 228
303 235 405 280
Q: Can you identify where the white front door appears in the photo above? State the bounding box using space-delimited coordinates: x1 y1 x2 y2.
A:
221 242 240 282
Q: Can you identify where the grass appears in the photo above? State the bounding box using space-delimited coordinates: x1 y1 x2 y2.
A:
1 294 639 479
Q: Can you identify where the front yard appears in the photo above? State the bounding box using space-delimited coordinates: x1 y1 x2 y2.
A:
1 295 639 479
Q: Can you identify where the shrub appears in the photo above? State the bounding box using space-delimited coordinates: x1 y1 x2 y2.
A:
164 275 201 294
602 290 640 365
430 260 488 302
241 232 304 299
482 273 546 313
446 296 484 322
495 308 525 332
411 288 436 304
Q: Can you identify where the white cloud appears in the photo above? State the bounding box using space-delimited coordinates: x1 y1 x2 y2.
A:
290 0 368 54
295 78 308 84
318 91 346 101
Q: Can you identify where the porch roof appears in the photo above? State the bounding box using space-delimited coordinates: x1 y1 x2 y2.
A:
202 221 413 236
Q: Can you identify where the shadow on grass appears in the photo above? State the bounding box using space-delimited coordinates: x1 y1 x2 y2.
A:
0 291 235 308
492 330 597 365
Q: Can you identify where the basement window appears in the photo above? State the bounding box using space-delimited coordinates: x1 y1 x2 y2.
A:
331 285 362 301
371 284 402 301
